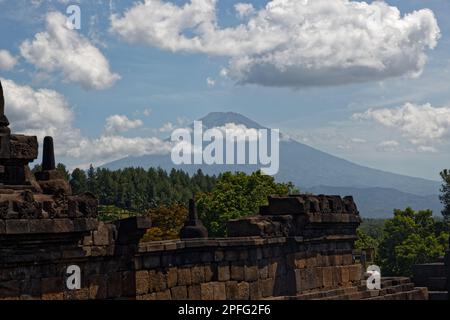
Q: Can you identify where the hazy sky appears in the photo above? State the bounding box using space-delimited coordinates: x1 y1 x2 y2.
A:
0 0 449 180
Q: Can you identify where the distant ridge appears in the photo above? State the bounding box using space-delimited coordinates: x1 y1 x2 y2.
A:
102 112 442 217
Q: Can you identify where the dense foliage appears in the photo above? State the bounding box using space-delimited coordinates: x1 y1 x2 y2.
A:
196 171 298 237
377 208 449 276
440 169 450 220
69 166 216 212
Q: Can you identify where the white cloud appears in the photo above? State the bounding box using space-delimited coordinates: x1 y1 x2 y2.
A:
350 138 366 144
1 78 170 166
67 135 172 164
105 114 143 134
206 77 215 87
159 122 175 133
376 140 400 152
353 102 450 151
0 50 18 71
1 77 74 138
110 0 440 88
234 3 255 19
20 11 120 90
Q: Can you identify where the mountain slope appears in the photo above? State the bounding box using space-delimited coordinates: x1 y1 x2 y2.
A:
102 112 442 217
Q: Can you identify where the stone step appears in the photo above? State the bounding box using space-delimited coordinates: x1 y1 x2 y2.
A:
366 288 428 300
295 286 359 300
318 283 415 300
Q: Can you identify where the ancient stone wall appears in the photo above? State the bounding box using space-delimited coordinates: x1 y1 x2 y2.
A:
0 215 361 300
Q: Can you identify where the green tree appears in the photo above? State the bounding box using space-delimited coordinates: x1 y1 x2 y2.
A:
355 229 379 251
86 165 97 195
378 207 449 277
142 204 188 241
70 168 88 195
56 163 70 180
439 169 450 220
196 171 298 237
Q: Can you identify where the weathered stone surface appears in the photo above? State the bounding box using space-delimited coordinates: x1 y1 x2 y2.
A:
244 265 258 282
231 263 245 281
191 266 205 284
213 282 226 300
200 283 214 300
171 286 188 300
188 285 201 300
177 267 192 286
166 268 178 288
218 263 230 282
135 271 149 295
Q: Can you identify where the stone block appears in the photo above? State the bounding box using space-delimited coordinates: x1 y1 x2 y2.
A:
341 266 350 284
171 286 188 300
188 285 201 300
259 264 268 280
177 267 192 286
218 263 230 281
348 264 362 282
204 265 215 282
231 263 245 281
135 271 149 295
155 289 171 300
200 283 214 300
191 266 205 284
225 281 239 299
42 292 64 300
213 282 226 300
166 267 178 288
149 270 167 292
52 219 74 233
64 288 89 300
29 219 54 233
244 265 258 282
89 275 107 299
237 282 250 300
322 268 333 288
249 281 262 300
5 219 29 234
261 278 274 297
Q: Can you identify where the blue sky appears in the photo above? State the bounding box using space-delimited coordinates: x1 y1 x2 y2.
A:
0 0 449 180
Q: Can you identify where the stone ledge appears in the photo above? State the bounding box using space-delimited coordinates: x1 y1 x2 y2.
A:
138 237 288 253
0 218 98 235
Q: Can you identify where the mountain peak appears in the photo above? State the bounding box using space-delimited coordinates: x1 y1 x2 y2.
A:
198 112 266 130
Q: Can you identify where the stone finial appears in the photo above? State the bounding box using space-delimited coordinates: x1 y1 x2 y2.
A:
42 136 56 171
0 80 10 132
180 198 208 239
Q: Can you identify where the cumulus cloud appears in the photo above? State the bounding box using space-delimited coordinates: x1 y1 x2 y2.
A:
0 50 18 71
1 77 75 139
67 135 172 164
110 0 440 88
353 102 450 151
105 114 143 134
377 140 400 152
234 3 255 19
206 77 215 87
1 78 170 166
20 11 120 90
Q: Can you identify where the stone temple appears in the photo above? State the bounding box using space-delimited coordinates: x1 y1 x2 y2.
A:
0 80 448 300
